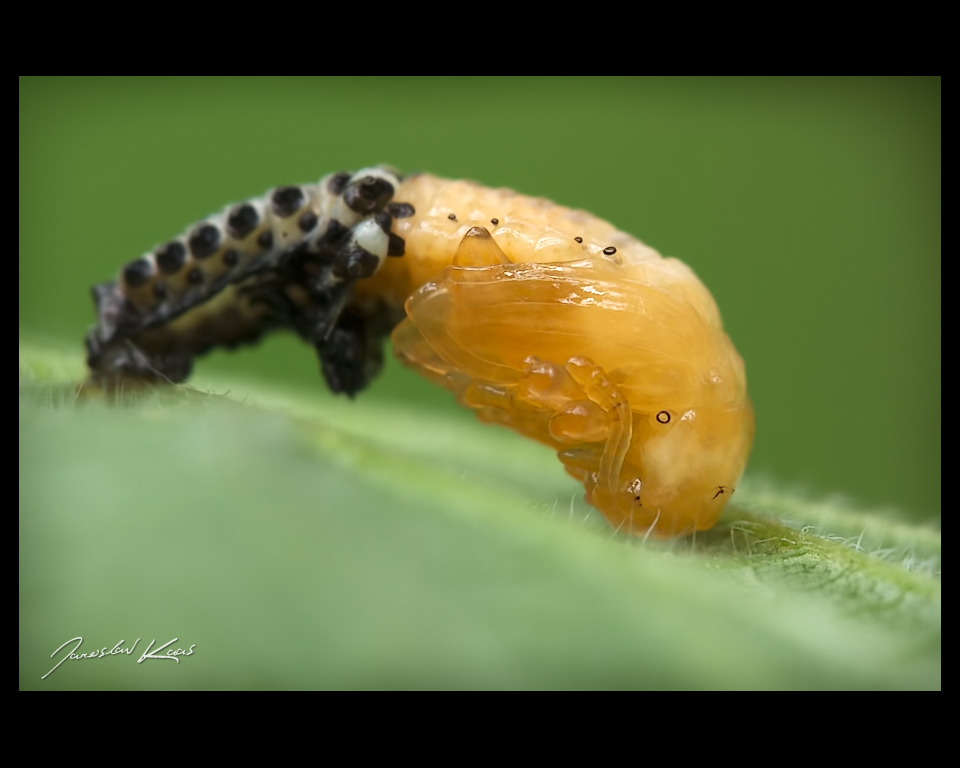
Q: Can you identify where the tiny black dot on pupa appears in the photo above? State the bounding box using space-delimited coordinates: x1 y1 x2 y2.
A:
603 246 617 256
575 237 583 244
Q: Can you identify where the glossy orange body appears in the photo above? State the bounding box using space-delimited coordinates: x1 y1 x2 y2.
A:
360 175 754 538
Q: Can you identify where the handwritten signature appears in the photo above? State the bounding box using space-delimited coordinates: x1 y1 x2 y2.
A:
42 637 196 680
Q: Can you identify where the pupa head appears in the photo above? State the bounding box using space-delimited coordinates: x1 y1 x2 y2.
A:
587 402 755 538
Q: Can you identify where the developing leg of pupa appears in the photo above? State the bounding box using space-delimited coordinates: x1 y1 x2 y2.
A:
394 249 637 526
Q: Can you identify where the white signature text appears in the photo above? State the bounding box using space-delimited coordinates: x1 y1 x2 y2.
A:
43 637 196 680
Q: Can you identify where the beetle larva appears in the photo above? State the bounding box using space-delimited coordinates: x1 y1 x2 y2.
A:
86 167 754 538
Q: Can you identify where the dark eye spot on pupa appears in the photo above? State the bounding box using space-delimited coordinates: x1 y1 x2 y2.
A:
448 214 457 221
574 237 583 244
603 246 617 256
491 218 499 226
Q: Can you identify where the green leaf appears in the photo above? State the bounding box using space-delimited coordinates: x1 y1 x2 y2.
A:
19 338 940 689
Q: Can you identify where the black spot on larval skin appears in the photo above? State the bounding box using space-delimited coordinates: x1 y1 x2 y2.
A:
322 220 350 248
186 267 204 285
122 258 153 288
155 242 187 274
328 172 351 196
298 210 319 232
271 186 306 218
343 176 394 214
222 249 239 267
188 224 221 258
257 230 274 249
227 203 260 239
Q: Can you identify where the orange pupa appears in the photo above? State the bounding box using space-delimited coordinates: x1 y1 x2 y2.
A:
86 167 754 538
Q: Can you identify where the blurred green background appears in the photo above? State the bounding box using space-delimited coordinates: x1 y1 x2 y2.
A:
20 78 941 689
19 76 940 517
